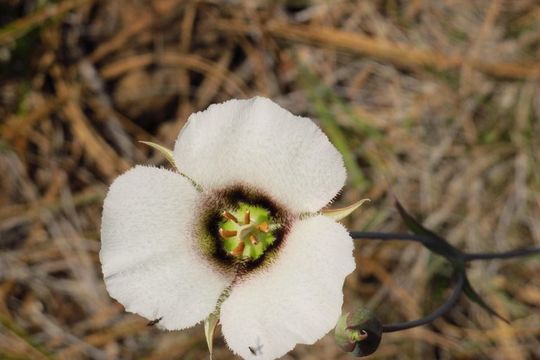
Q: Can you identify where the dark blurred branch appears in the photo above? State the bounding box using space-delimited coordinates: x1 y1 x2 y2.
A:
213 20 540 80
0 0 92 46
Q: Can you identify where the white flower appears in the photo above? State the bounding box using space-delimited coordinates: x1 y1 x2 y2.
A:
100 97 356 360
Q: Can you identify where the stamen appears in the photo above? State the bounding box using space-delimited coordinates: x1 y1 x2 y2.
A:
217 202 277 261
219 228 237 238
258 222 269 233
231 241 245 256
222 211 238 223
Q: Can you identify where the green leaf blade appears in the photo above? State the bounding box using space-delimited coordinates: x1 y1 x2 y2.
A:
204 314 219 359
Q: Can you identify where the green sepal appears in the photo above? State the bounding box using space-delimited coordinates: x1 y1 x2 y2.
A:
322 199 370 221
139 141 176 167
204 313 219 359
335 308 382 357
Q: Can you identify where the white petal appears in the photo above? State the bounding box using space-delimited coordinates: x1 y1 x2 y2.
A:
220 215 355 360
173 97 346 214
100 166 232 330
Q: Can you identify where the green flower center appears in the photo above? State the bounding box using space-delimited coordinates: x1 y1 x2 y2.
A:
218 202 278 260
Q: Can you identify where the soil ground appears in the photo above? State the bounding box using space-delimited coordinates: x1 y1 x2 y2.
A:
1 0 539 359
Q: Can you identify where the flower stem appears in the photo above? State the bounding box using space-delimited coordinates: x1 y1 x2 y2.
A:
350 231 540 261
349 231 430 243
349 230 539 332
464 247 540 261
381 271 464 333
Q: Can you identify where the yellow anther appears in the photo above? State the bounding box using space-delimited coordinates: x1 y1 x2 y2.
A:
257 222 269 233
219 228 237 238
222 211 238 223
219 203 278 260
231 241 245 256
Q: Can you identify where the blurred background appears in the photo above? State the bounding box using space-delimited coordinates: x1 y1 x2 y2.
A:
1 0 539 359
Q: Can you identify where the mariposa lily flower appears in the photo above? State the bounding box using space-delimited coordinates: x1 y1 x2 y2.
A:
100 97 363 359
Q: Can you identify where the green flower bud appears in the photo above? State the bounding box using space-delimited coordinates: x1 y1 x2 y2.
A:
334 308 382 357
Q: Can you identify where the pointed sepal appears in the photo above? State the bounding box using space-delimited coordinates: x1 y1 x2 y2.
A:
139 141 176 167
322 199 370 221
394 198 463 263
395 198 508 322
462 274 509 323
204 313 219 359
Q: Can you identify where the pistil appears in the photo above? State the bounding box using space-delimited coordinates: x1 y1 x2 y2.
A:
218 202 278 261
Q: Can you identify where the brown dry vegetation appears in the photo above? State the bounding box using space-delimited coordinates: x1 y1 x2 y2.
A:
1 0 540 359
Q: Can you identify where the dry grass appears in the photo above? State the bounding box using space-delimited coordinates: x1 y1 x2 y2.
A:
1 0 539 359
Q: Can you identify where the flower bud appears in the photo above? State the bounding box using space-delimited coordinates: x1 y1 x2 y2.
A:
334 308 382 357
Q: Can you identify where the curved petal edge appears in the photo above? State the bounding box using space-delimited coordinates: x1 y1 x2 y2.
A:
220 215 355 360
100 166 232 330
173 97 346 214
